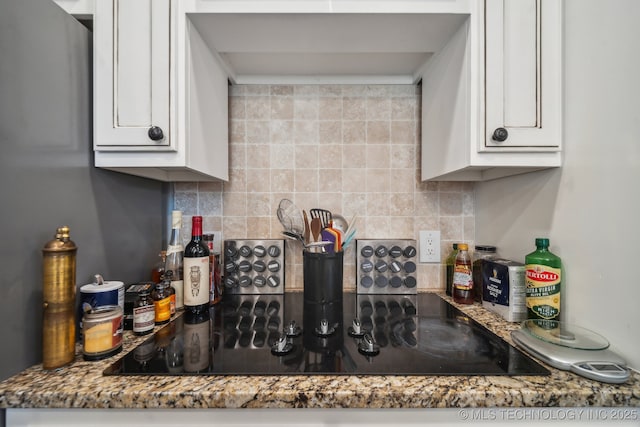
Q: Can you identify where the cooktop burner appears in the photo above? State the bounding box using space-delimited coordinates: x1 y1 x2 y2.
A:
104 293 550 376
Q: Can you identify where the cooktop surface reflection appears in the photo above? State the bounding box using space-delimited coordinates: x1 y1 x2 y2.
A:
104 293 550 376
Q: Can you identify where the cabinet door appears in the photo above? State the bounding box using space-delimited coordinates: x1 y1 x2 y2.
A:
485 0 561 149
95 0 172 150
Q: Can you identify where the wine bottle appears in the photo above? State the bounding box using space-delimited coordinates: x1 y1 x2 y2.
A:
183 216 210 314
165 210 184 310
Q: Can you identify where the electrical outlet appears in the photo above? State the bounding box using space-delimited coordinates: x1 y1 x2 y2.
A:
419 230 441 263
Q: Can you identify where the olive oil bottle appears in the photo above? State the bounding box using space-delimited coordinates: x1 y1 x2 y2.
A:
525 238 562 321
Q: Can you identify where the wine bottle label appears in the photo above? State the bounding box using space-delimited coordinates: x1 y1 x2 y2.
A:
133 305 155 333
171 280 184 310
167 244 183 255
184 257 210 307
525 264 561 319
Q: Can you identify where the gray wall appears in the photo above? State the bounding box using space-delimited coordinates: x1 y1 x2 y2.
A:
0 0 167 381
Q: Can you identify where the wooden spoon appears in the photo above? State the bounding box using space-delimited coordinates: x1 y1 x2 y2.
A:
310 217 322 244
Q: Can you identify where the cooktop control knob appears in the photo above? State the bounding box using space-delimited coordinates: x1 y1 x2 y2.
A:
358 333 380 356
270 335 293 356
284 320 302 337
348 318 365 338
314 318 337 337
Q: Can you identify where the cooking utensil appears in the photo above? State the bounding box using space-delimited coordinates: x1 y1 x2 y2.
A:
310 218 322 242
511 320 630 384
277 199 305 235
310 208 332 229
303 210 311 244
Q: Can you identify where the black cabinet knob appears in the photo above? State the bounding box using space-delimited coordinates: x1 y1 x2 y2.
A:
492 127 509 142
148 126 164 141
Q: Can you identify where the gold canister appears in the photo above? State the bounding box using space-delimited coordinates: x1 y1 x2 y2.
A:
42 226 77 370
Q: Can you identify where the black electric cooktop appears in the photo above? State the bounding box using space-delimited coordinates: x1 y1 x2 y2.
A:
104 293 550 376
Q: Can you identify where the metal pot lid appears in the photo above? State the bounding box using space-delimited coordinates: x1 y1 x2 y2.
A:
521 319 609 351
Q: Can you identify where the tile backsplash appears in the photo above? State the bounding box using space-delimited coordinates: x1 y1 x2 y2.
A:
174 84 475 291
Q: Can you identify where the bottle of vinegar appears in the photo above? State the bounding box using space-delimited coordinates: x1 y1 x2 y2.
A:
165 211 184 310
453 243 474 304
183 216 210 314
525 238 562 321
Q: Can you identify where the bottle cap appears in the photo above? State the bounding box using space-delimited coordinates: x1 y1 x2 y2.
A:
452 243 458 250
458 243 468 251
535 238 550 248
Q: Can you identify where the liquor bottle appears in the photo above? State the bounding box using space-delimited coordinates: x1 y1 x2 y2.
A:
183 216 210 314
453 243 474 304
151 251 166 284
165 211 184 310
444 243 458 296
204 233 223 305
525 238 562 321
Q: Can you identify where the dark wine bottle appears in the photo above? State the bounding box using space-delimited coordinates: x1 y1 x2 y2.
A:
183 216 210 314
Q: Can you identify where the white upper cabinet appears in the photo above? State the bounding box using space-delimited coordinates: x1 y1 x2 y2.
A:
485 0 561 149
93 0 229 182
421 0 562 181
94 0 172 150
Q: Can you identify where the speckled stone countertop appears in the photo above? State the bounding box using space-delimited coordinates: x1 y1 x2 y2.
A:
1 293 638 409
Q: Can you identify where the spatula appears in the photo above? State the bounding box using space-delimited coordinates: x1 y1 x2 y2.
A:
310 208 332 229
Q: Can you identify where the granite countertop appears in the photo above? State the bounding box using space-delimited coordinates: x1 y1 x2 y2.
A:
1 293 638 409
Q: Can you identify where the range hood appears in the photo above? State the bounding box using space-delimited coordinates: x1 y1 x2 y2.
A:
187 13 469 84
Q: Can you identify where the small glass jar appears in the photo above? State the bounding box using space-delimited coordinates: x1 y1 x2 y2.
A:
473 245 498 302
152 279 172 325
133 288 155 336
82 306 123 361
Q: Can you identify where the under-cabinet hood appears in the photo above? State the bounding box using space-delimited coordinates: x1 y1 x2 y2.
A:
187 13 469 84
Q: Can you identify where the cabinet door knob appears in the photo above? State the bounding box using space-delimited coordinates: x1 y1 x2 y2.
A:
492 127 509 142
148 126 164 141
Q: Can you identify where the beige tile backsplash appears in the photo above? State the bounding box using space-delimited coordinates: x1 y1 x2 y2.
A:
174 84 475 291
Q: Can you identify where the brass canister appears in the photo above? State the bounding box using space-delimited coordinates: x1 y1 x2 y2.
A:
42 226 77 370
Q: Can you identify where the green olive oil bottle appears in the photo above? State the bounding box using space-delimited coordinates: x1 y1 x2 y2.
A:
525 238 562 321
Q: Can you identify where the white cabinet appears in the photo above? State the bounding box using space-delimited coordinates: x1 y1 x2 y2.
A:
93 0 229 182
421 0 562 181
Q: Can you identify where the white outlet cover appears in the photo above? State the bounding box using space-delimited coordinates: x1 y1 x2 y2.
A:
419 230 441 263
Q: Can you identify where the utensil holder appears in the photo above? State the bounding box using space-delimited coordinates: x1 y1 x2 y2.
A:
303 250 343 305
